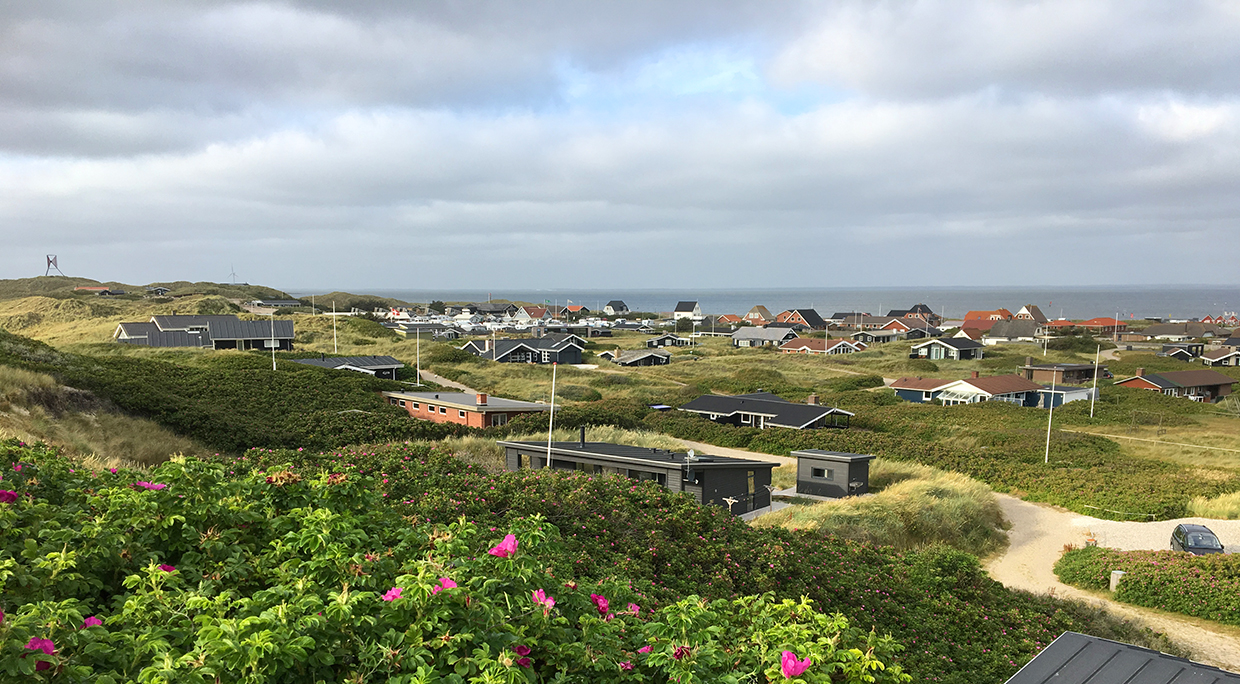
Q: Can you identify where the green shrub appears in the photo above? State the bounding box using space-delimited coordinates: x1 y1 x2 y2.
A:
1056 546 1240 625
426 344 479 364
556 384 603 402
0 441 909 683
223 441 1179 683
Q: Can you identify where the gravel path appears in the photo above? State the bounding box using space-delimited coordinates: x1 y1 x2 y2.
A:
986 494 1240 670
417 370 475 393
673 439 794 466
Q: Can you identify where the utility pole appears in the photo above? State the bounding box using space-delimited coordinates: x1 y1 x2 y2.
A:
269 313 277 371
1090 344 1100 418
1044 374 1057 464
546 362 557 470
332 301 338 354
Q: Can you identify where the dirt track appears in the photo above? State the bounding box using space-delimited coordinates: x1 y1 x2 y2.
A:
986 494 1240 670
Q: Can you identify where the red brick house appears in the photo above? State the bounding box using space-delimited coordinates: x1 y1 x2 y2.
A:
716 314 742 325
744 305 775 325
1078 317 1127 334
383 391 549 427
775 309 827 330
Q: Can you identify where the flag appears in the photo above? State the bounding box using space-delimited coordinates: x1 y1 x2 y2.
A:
544 299 551 304
567 299 573 304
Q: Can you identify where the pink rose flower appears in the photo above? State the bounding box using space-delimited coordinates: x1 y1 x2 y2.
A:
82 616 103 629
620 661 633 671
431 577 457 594
516 657 531 668
158 564 176 572
382 587 403 602
780 650 811 679
488 534 518 558
637 645 652 654
514 645 531 656
590 593 609 615
0 490 18 504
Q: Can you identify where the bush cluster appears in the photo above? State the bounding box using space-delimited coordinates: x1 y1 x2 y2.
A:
0 440 908 683
1055 546 1240 625
225 442 1172 683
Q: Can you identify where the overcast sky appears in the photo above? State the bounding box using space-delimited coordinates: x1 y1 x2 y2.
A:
2 0 1238 290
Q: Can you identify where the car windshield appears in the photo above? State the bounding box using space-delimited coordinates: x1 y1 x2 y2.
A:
1188 533 1223 549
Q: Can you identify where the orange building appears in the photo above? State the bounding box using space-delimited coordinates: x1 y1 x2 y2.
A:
382 391 550 428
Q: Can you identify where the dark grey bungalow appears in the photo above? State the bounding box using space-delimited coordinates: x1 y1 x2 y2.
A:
911 337 984 361
460 337 583 364
114 315 294 351
498 439 777 515
679 391 853 429
792 450 875 498
292 355 405 379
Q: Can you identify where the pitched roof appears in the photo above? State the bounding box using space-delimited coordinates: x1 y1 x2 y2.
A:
745 305 774 320
614 349 671 365
780 338 863 353
385 391 548 412
293 355 405 371
732 327 800 342
1203 348 1240 361
675 301 699 312
965 309 1013 320
147 314 294 340
887 304 937 317
890 377 953 391
679 392 853 429
1117 369 1237 389
987 320 1043 339
959 375 1044 395
778 309 827 328
1004 631 1240 684
605 300 628 309
1142 322 1231 338
1079 317 1123 327
716 314 742 323
914 337 983 350
961 319 998 332
1016 304 1049 323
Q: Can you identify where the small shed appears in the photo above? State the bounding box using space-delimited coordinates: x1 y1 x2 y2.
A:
792 450 875 498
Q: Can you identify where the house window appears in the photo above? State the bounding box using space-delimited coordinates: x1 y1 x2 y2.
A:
411 403 419 410
741 414 752 424
491 413 508 426
747 471 755 495
811 467 834 480
398 400 407 407
922 391 932 400
426 405 434 412
439 407 447 414
458 410 466 418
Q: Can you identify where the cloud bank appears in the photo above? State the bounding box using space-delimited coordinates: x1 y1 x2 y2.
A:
1 0 1237 288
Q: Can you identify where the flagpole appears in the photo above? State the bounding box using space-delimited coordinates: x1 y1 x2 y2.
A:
546 362 557 469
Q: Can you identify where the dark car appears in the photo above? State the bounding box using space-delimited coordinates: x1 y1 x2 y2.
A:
1171 523 1225 555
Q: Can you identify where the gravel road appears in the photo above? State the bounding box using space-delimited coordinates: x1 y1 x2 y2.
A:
986 494 1240 671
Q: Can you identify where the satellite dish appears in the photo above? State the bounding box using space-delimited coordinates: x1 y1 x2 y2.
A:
687 449 695 461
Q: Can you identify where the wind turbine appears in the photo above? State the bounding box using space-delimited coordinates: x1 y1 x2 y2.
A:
229 264 238 285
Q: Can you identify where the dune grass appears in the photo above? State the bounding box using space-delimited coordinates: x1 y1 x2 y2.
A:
1187 491 1240 519
0 365 208 468
754 459 1009 556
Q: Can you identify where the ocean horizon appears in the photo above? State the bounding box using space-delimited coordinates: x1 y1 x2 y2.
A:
289 285 1240 322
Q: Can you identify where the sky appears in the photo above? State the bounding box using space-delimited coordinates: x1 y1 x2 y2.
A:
1 0 1238 290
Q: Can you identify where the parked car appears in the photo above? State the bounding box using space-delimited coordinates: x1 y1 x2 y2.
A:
1170 523 1225 555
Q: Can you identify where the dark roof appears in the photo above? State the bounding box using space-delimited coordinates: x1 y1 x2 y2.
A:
148 314 294 340
732 327 799 342
1122 374 1179 390
783 309 827 328
293 355 404 371
1004 631 1240 684
251 299 304 307
915 337 983 350
679 392 854 429
496 440 777 469
462 336 583 360
675 301 698 312
116 322 212 348
614 349 671 365
828 312 866 320
792 449 875 463
385 391 548 412
606 300 628 309
1153 369 1238 388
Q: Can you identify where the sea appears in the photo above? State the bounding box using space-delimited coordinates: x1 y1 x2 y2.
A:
290 286 1240 322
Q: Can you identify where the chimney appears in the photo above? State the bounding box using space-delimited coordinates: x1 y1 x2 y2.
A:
1136 368 1145 377
971 371 979 379
1025 356 1033 366
807 394 819 405
476 393 487 405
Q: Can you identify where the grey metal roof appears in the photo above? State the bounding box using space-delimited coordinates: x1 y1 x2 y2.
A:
679 392 854 429
384 391 549 412
151 315 238 330
614 349 671 365
462 337 582 360
606 300 628 309
915 337 983 350
674 301 698 312
792 449 876 463
118 329 213 348
1023 363 1100 371
149 314 294 340
293 355 404 371
1005 632 1240 684
497 440 777 469
732 327 799 342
